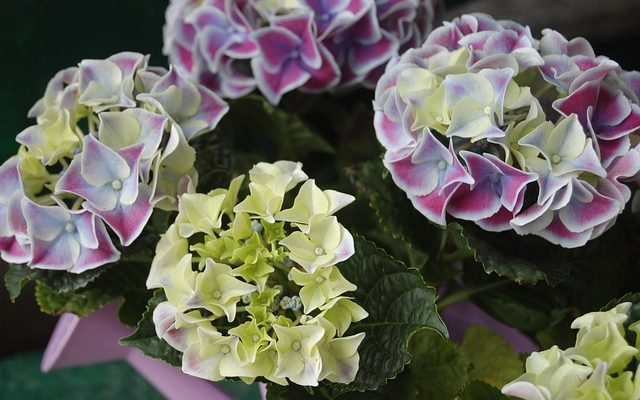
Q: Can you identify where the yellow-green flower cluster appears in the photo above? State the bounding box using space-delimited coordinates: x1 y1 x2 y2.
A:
503 303 640 399
147 161 367 386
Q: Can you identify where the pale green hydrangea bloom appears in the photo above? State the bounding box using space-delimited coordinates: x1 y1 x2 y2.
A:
147 161 367 386
503 302 640 400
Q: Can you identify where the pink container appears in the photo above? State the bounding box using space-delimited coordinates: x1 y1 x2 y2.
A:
42 303 239 400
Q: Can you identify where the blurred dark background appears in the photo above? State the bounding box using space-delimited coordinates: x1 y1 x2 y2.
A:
1 0 639 359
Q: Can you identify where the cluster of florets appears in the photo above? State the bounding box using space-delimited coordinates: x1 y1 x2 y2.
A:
373 13 640 248
503 303 640 399
147 161 367 386
0 52 228 272
163 0 440 103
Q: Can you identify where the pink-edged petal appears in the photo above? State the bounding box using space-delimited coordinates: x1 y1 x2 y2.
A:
22 199 67 242
252 58 311 105
85 185 153 246
272 13 322 69
598 136 630 168
409 183 462 226
558 179 620 233
199 26 236 72
0 236 30 264
182 86 229 141
117 144 144 206
373 111 414 152
29 234 80 271
526 158 571 204
71 218 120 273
252 27 301 71
344 7 381 45
348 30 399 75
81 135 130 186
537 215 592 248
72 210 99 250
226 37 259 59
604 147 640 202
448 181 502 220
300 44 340 92
597 105 640 140
476 207 516 232
56 157 119 212
593 85 631 127
483 153 538 211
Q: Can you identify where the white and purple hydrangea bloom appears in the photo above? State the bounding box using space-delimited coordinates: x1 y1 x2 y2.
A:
373 13 640 248
0 52 229 272
162 0 441 103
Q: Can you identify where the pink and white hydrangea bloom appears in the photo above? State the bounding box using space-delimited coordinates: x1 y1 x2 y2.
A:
373 13 640 248
162 0 440 103
0 51 229 272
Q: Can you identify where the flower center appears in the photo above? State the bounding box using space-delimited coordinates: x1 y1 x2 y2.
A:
435 116 444 123
111 180 123 191
64 222 76 233
292 341 301 351
290 49 300 59
220 345 230 354
551 154 561 164
251 220 263 233
483 106 492 115
437 160 447 170
252 334 261 343
213 290 222 300
314 247 325 256
315 276 325 284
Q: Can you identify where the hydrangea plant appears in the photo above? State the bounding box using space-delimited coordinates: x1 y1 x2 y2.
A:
373 13 640 248
146 161 368 385
503 302 640 399
0 52 228 272
162 0 441 103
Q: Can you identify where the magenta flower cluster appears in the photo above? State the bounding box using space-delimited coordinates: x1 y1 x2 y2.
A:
0 52 228 272
163 0 440 104
374 14 640 248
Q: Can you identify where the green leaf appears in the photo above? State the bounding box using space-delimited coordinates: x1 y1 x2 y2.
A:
409 329 469 400
350 159 444 259
119 290 182 367
451 222 573 286
472 289 551 333
3 262 109 302
457 380 509 400
34 280 115 317
460 326 524 388
329 236 448 395
3 263 40 301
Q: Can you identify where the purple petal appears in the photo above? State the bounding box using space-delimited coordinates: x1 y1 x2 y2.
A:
252 27 301 72
272 13 322 69
348 30 399 75
252 58 311 104
300 44 340 92
476 207 516 232
597 105 640 140
537 215 592 248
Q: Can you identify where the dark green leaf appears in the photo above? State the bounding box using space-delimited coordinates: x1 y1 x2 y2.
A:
409 329 469 400
34 281 115 317
329 237 447 395
350 159 445 259
120 290 182 367
3 263 39 301
460 326 523 388
458 380 509 400
451 222 573 286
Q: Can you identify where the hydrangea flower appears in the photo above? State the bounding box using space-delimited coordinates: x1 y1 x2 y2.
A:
147 161 367 386
373 13 640 248
0 52 228 272
503 302 640 400
163 0 440 103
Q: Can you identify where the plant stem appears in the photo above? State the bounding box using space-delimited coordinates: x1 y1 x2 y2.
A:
319 387 335 400
441 247 474 263
436 280 509 309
